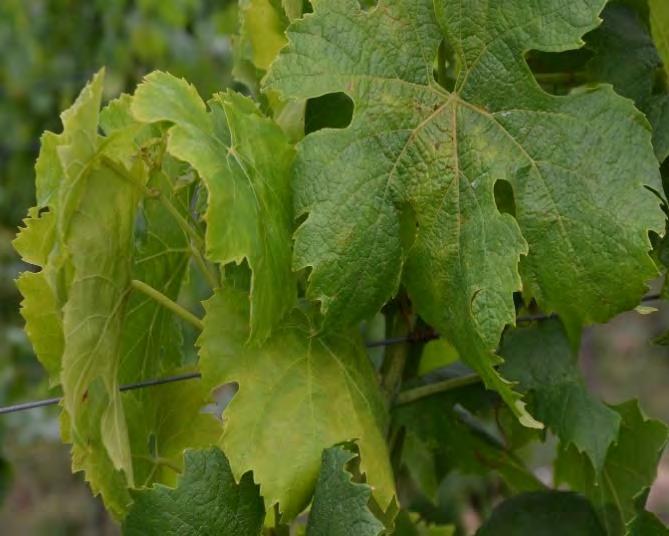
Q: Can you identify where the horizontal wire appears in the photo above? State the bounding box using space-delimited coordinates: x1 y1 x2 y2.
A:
0 293 663 416
0 372 203 415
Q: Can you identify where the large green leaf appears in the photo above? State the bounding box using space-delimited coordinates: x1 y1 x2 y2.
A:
476 491 605 536
499 319 620 473
266 0 661 425
123 448 265 536
555 400 668 535
198 288 394 521
306 446 384 536
132 72 296 342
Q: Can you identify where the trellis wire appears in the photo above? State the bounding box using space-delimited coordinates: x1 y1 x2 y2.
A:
0 293 662 415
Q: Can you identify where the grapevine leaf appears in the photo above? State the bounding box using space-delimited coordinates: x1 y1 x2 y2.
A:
650 0 669 81
123 447 265 536
103 95 220 503
31 71 144 492
306 446 384 536
15 269 63 382
394 389 545 497
585 3 669 162
239 0 289 72
234 0 305 140
555 400 669 535
15 79 220 517
627 503 669 535
499 319 620 473
198 288 394 521
266 0 662 424
13 208 62 381
586 3 660 105
476 491 605 536
627 490 669 535
132 72 296 342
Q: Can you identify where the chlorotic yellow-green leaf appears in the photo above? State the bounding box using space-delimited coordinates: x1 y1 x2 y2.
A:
123 448 265 536
306 446 385 536
12 70 143 497
240 0 289 71
123 377 220 491
650 0 669 80
198 288 394 521
555 400 669 536
132 72 296 342
15 270 63 382
58 86 143 492
13 208 63 382
14 75 221 519
265 0 662 426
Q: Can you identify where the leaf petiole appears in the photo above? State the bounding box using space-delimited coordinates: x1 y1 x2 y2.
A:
130 279 204 331
394 372 482 406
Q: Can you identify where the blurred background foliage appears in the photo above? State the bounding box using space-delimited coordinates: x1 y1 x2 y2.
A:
0 0 669 534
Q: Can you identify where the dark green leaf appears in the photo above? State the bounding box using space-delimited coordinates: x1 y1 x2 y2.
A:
555 400 668 535
123 448 265 536
306 446 384 536
476 491 605 536
500 319 620 473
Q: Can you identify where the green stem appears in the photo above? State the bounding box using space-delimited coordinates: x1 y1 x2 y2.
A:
394 373 482 406
130 279 204 331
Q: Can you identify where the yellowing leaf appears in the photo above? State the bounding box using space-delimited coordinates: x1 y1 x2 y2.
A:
132 72 296 342
198 288 394 521
14 75 221 518
240 0 289 71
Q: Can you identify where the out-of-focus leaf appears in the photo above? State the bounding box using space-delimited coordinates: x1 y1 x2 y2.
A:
476 491 605 536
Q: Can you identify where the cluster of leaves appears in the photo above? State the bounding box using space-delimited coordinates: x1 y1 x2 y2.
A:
11 0 669 533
